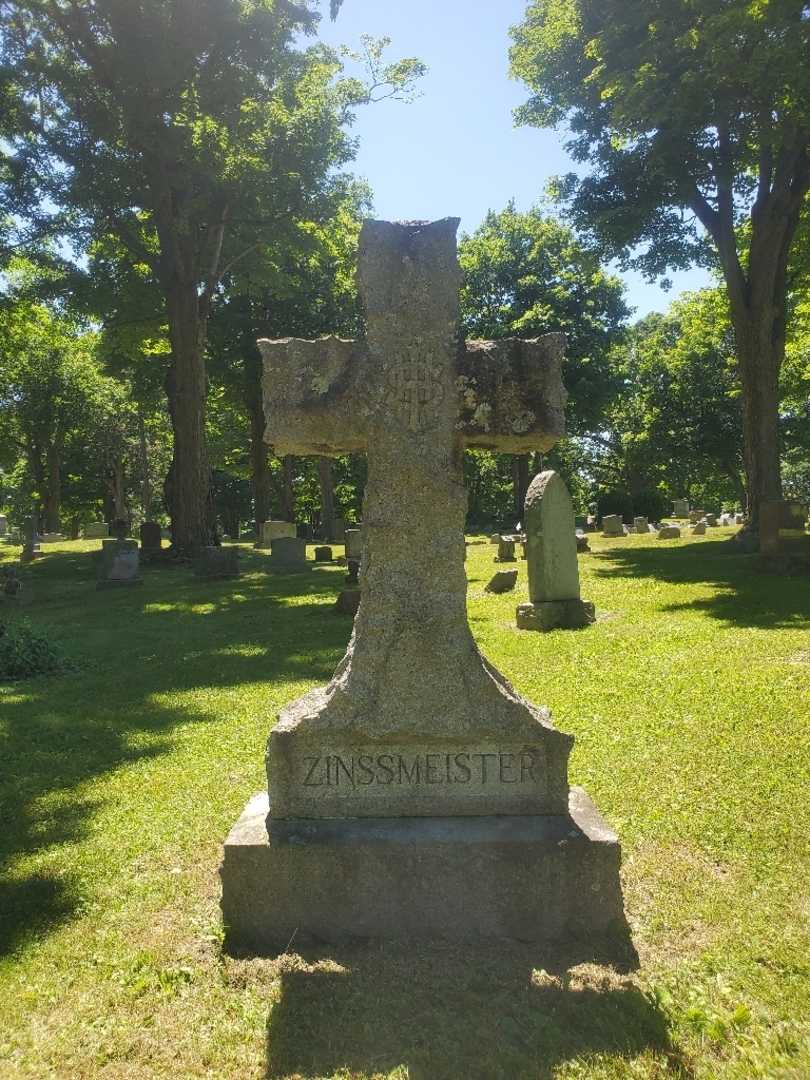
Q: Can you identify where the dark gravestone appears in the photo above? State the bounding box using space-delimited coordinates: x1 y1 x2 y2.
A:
334 588 361 616
139 521 162 555
314 546 333 562
269 536 308 571
97 539 140 589
485 569 518 593
193 546 240 579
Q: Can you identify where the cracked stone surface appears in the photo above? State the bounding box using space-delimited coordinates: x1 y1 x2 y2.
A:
258 219 573 820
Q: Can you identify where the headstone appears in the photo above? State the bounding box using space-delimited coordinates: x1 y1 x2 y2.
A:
691 522 706 536
96 539 140 588
704 513 718 527
0 514 8 537
193 546 240 578
494 537 516 562
2 565 21 600
39 532 65 543
297 523 314 540
255 520 297 549
576 533 590 553
139 521 162 555
689 509 705 524
633 516 649 534
489 533 501 544
83 522 109 539
672 498 689 518
574 514 587 531
221 217 623 950
345 559 360 586
485 569 518 593
658 525 681 539
314 545 333 562
333 516 347 544
516 472 595 632
344 528 363 560
734 513 744 525
269 536 308 571
760 500 808 555
334 588 361 616
601 514 623 537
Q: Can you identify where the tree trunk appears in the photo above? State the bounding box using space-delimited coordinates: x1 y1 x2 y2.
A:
280 455 295 521
137 410 153 520
43 441 61 532
164 278 215 556
512 454 530 522
728 297 784 533
317 456 336 540
248 393 272 529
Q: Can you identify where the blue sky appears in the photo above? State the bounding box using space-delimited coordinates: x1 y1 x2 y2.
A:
315 0 712 319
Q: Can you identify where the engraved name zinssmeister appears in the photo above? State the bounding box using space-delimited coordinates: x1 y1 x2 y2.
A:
301 749 541 790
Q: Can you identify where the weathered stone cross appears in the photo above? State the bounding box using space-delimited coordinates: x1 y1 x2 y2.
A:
258 218 573 821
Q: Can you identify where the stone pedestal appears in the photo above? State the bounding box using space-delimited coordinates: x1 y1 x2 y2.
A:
516 599 595 632
221 788 624 952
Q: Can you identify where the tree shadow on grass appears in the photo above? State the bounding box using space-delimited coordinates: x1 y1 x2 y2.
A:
591 538 810 629
265 940 688 1080
0 553 352 958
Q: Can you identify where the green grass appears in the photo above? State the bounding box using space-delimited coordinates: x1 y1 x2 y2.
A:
0 530 808 1079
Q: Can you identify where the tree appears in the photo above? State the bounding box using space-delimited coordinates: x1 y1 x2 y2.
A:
3 0 422 554
511 0 810 540
207 187 365 531
459 202 628 515
0 296 110 531
596 290 746 512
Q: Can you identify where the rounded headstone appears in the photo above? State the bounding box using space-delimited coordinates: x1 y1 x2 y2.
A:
524 471 580 603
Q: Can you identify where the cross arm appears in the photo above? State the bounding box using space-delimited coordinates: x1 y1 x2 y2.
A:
259 336 369 456
456 333 567 453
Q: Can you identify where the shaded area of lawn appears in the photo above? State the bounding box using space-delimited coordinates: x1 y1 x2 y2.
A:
590 536 810 629
0 543 350 959
265 942 686 1080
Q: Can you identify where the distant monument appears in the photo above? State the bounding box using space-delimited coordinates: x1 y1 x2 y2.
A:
516 472 595 632
220 219 625 952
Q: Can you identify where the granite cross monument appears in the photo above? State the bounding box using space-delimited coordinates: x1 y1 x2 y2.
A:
220 219 624 949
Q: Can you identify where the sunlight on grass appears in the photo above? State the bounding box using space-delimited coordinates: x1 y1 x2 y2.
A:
0 531 808 1078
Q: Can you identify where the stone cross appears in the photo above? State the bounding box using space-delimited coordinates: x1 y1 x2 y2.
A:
258 219 571 820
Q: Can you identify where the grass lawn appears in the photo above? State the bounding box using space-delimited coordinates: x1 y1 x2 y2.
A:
0 529 808 1079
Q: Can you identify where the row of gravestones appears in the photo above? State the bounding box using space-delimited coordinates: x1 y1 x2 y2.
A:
600 511 745 541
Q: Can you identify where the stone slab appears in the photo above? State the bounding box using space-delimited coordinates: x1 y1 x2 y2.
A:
516 599 595 632
268 536 308 570
255 520 297 549
194 546 240 578
97 539 140 588
220 787 624 952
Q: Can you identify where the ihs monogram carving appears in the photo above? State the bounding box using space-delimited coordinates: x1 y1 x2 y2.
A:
385 347 445 432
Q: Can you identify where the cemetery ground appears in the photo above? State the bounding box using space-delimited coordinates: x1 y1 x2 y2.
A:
0 532 808 1080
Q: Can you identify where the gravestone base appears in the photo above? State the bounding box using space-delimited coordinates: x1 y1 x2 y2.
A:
516 599 595 632
220 786 624 954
